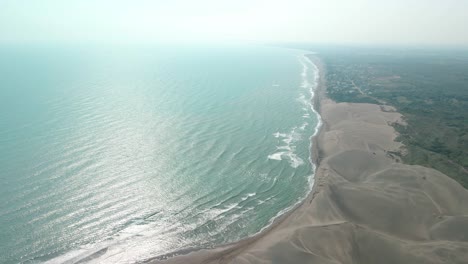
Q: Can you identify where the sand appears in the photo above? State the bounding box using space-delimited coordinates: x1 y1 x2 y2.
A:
151 55 468 264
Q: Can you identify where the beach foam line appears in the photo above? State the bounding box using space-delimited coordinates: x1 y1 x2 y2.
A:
252 54 324 242
257 53 323 236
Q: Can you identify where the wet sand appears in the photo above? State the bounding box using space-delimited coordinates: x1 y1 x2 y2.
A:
152 55 468 264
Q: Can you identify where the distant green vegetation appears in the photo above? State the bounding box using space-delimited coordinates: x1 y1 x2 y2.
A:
316 49 468 188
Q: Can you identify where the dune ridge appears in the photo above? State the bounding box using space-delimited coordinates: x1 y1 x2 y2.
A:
153 55 468 264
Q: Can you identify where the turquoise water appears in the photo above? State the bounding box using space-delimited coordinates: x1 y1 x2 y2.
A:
0 45 319 263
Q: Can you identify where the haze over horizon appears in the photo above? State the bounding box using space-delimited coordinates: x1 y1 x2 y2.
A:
1 0 468 47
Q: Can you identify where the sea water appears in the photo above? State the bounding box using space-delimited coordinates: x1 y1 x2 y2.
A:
0 44 320 263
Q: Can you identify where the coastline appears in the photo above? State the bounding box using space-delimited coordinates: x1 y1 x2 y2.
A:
149 54 329 263
153 54 468 264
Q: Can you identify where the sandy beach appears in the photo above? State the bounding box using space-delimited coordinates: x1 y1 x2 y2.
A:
152 55 468 264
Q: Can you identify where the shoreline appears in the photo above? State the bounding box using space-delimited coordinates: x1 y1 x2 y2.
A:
150 53 328 263
306 54 326 166
154 53 468 264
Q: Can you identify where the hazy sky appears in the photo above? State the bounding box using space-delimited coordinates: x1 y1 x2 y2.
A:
1 0 468 46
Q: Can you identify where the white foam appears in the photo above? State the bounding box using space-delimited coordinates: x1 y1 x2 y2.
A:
241 192 257 201
267 152 285 161
296 94 309 105
286 152 304 168
276 145 291 151
43 248 89 264
269 126 305 167
207 202 241 220
272 132 287 138
255 53 324 241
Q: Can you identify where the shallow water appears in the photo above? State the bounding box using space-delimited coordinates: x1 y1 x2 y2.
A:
0 45 319 263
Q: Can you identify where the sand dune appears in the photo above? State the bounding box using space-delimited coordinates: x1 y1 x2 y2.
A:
154 60 468 264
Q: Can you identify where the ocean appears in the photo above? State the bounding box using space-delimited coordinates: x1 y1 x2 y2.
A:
0 44 320 263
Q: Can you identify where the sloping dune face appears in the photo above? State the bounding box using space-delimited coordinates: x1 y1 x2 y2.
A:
159 99 468 264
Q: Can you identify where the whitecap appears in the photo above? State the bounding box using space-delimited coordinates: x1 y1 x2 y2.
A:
276 145 291 150
287 153 304 168
268 152 285 161
272 132 287 138
241 192 257 201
